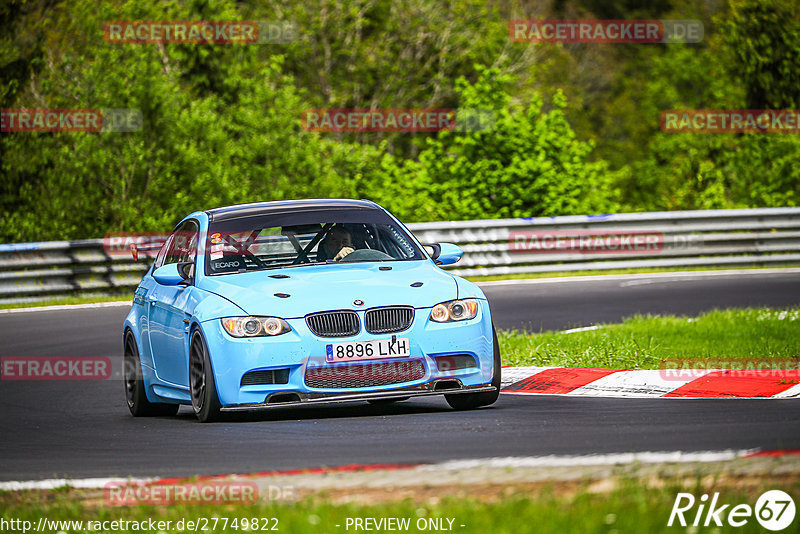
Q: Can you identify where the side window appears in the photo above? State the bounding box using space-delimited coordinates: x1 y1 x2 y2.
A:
153 235 173 269
164 220 199 266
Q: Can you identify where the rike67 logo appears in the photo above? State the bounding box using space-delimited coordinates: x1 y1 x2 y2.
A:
669 490 795 531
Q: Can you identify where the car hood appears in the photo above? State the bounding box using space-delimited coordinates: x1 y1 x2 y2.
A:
197 261 458 318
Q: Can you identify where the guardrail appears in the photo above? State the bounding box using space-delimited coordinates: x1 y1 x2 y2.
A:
411 207 800 277
1 208 799 303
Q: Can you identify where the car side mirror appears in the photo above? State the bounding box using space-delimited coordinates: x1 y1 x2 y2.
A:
423 243 441 260
425 243 463 266
153 262 193 286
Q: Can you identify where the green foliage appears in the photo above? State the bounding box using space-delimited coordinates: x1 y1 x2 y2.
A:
239 0 542 155
1 0 799 242
620 17 800 211
0 0 387 240
631 130 800 210
382 67 620 220
723 0 800 109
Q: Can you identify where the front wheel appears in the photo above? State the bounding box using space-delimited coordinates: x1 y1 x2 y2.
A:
445 326 501 410
124 332 179 417
189 329 222 423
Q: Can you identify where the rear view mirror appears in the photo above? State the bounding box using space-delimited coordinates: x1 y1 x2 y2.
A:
436 243 463 265
153 262 193 286
423 243 441 260
424 243 463 266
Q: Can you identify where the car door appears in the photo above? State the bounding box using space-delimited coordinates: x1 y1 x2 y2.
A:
147 220 199 387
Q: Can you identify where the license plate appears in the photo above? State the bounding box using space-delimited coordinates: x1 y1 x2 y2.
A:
325 338 410 363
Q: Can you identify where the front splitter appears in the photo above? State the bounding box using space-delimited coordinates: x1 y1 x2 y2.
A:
220 381 496 412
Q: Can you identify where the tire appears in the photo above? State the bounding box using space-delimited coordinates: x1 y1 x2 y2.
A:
445 326 501 410
189 328 222 423
368 397 410 405
124 331 179 417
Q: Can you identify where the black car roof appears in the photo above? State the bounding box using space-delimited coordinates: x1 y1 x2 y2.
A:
205 199 380 222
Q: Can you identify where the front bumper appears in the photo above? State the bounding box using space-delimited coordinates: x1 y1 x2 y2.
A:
201 301 495 407
220 380 496 411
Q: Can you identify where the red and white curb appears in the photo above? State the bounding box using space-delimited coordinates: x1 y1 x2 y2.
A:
501 366 800 398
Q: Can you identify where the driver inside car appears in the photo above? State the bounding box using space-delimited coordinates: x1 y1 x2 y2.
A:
318 225 355 261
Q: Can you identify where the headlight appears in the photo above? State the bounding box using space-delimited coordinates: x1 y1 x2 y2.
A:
220 316 292 337
429 299 479 323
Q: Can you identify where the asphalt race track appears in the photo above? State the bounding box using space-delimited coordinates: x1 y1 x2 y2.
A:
482 269 800 331
1 270 799 481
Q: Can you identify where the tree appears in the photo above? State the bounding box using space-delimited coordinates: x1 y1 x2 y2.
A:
0 0 389 240
724 0 800 109
623 2 800 211
383 66 620 221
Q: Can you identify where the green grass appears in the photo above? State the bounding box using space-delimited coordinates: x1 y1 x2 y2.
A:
1 479 797 534
467 264 800 283
499 307 800 369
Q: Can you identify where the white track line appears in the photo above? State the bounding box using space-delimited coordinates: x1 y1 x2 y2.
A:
560 325 600 334
477 268 800 287
419 450 757 470
0 477 154 491
0 301 131 314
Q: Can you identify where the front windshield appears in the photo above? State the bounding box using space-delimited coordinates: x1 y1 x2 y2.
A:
205 209 424 275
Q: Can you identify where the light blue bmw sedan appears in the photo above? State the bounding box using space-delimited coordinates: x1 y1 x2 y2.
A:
123 199 500 422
